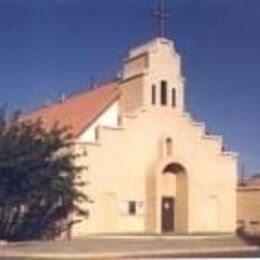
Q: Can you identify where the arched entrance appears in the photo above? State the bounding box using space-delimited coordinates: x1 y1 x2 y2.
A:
159 162 188 233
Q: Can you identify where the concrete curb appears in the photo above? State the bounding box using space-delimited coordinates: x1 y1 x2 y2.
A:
3 235 237 248
0 246 259 259
83 234 235 240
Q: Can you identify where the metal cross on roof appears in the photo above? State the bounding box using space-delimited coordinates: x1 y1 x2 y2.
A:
155 0 169 38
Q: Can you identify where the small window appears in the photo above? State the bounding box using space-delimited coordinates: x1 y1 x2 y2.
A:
117 115 122 126
250 221 259 225
128 201 136 215
166 138 173 156
95 127 99 141
172 88 176 107
161 81 167 106
152 85 156 105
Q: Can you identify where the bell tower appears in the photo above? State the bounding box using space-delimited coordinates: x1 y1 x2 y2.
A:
120 37 185 113
119 0 185 114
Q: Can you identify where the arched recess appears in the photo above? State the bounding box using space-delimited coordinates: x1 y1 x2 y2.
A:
202 196 219 232
159 162 188 233
163 162 184 174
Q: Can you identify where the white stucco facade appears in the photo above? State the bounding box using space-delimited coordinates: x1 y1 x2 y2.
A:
72 38 238 236
78 102 119 143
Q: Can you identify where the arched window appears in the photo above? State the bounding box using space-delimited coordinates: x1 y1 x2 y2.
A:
172 88 176 107
161 80 167 106
166 137 173 156
152 84 156 105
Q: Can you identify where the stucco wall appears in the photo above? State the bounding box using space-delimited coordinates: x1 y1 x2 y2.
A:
72 107 237 236
237 186 260 233
71 38 237 236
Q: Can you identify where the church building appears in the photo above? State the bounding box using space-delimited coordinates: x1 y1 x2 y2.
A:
24 35 238 235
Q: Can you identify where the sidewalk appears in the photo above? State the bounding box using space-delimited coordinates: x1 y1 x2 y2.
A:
0 235 259 259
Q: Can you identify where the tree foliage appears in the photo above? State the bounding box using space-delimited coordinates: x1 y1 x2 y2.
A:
0 112 88 241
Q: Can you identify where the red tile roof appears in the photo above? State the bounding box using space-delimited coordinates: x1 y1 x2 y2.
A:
22 81 120 138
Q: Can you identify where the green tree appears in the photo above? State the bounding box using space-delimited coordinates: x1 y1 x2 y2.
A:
0 112 88 241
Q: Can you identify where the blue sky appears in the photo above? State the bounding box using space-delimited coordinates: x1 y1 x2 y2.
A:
0 0 260 176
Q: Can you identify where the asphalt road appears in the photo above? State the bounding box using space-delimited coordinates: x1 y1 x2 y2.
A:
0 250 259 259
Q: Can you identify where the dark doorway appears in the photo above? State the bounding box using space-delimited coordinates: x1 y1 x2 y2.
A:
161 197 174 232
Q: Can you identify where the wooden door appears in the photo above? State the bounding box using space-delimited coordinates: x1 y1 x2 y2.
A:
161 197 174 232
